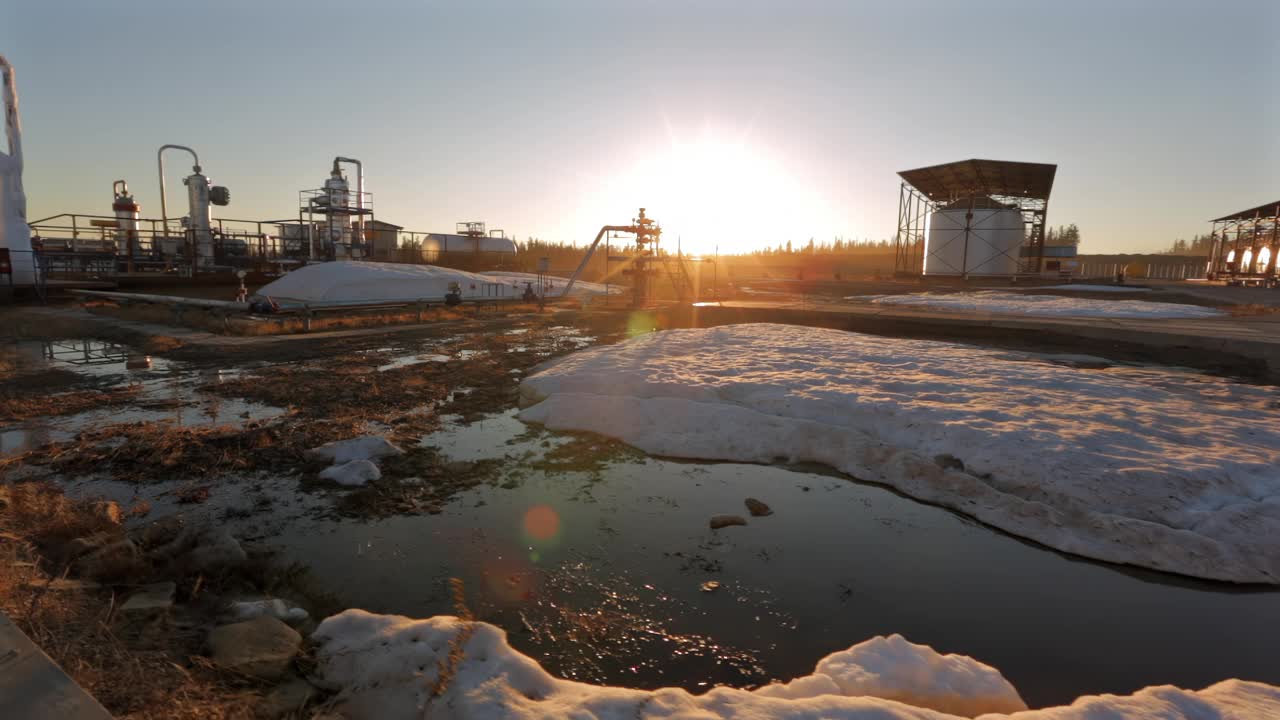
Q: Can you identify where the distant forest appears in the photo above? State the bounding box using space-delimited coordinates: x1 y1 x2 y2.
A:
514 224 1090 280
1159 234 1215 256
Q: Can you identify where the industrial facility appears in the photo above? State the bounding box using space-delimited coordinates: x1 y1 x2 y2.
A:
1206 200 1280 286
892 159 1064 279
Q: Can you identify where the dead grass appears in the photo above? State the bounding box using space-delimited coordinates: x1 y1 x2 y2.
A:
0 383 143 423
1228 303 1280 317
0 482 263 719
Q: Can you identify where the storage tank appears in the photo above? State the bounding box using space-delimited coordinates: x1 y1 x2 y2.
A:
924 198 1025 276
421 233 518 254
0 55 36 287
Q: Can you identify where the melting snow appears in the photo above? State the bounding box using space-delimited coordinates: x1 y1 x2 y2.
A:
312 610 1280 719
852 291 1221 319
518 324 1280 583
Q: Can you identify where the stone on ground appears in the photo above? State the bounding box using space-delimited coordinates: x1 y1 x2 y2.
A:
709 514 747 529
207 616 302 680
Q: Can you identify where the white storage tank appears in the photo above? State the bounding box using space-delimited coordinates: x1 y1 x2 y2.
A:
421 233 518 254
924 198 1025 276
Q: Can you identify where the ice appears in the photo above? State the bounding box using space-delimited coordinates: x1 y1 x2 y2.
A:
305 435 404 464
312 609 1280 719
253 261 616 303
519 324 1280 583
319 459 381 486
852 291 1221 319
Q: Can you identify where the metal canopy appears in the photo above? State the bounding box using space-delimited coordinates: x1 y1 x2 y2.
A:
1211 200 1280 223
898 159 1057 201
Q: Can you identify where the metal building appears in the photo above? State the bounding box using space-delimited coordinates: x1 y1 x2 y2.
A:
893 159 1056 278
1207 201 1280 286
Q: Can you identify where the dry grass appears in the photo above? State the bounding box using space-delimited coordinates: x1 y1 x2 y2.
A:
0 384 143 423
0 482 262 719
1228 303 1280 317
428 578 476 701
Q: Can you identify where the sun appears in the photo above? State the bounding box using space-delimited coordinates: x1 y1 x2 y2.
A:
592 134 828 256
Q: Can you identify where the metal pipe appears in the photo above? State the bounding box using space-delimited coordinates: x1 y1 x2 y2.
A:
333 156 364 252
562 225 631 298
157 144 199 234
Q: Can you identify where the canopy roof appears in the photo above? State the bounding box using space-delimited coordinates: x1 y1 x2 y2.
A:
898 159 1056 202
1212 200 1280 223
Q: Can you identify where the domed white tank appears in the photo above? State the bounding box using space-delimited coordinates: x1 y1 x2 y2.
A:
924 199 1025 276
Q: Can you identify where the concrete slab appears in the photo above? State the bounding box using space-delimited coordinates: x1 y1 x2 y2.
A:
0 611 111 719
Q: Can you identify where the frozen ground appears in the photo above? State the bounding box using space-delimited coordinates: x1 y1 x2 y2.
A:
313 609 1280 719
851 291 1221 318
1038 284 1152 293
253 261 616 303
519 324 1280 583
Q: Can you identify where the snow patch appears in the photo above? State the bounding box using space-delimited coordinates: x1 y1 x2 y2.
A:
312 609 1280 719
319 459 382 486
853 291 1221 319
518 324 1280 583
305 435 403 464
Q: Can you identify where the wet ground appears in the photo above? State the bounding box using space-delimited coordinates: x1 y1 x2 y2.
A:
3 321 1279 709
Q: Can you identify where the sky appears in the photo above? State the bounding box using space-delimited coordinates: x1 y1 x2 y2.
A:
4 0 1277 255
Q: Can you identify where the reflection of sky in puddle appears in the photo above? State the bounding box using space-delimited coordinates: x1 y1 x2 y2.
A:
66 408 1279 706
0 339 282 456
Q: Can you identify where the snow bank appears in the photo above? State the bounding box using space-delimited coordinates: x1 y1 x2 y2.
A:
253 262 617 303
312 609 1280 719
518 324 1280 583
854 291 1220 319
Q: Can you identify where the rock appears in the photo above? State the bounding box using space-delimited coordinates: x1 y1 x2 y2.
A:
131 515 186 550
207 616 302 680
709 514 747 530
89 500 123 525
65 531 118 559
74 538 140 581
700 580 721 592
304 436 403 464
934 453 965 472
744 498 773 517
319 459 381 486
187 528 247 573
120 581 176 614
258 676 317 718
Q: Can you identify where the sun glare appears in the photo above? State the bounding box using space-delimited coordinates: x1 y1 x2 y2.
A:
595 135 830 255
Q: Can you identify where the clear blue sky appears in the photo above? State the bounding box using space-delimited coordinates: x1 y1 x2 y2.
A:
5 0 1277 254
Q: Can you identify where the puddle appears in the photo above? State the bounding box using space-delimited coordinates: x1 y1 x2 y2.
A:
17 332 1280 706
0 339 283 456
68 408 1280 707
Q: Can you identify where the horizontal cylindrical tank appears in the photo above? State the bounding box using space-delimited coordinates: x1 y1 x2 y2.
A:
420 234 517 254
924 199 1025 276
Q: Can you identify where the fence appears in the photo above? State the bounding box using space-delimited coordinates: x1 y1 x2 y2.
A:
1076 261 1206 280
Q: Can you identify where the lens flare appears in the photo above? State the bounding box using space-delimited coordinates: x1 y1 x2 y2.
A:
523 504 561 542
